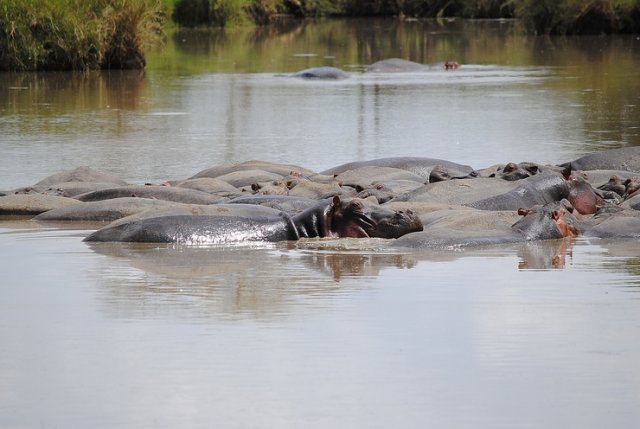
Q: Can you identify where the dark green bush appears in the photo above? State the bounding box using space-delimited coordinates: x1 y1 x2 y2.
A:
0 0 165 71
172 0 247 26
512 0 640 35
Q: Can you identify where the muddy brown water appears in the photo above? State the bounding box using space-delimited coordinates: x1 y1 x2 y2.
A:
1 19 640 428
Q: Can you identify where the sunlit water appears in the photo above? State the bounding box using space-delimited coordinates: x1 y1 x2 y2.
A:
1 19 640 428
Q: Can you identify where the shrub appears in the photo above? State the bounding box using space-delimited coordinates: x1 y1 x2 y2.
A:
511 0 640 35
0 0 166 71
172 0 248 26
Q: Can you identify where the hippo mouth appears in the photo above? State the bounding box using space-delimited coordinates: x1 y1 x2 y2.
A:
327 197 423 239
338 201 377 238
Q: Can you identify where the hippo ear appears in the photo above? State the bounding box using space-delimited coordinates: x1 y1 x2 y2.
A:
517 208 531 216
562 164 572 180
330 196 342 215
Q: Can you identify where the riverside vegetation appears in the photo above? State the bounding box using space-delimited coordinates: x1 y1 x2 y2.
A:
1 0 639 71
173 0 640 34
0 0 166 71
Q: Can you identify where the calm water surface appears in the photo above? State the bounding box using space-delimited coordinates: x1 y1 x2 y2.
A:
1 19 640 428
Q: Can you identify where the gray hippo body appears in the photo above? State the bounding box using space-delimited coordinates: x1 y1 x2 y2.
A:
321 157 478 181
466 173 571 211
582 206 640 238
292 66 349 80
75 185 224 205
561 146 640 172
189 160 315 180
464 171 602 215
227 195 322 214
0 194 82 216
365 58 459 73
84 196 423 244
366 58 429 73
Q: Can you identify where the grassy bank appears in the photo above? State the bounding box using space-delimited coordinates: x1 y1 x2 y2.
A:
0 0 166 71
170 0 640 35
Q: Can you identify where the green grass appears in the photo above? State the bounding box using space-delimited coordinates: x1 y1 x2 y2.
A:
0 0 166 71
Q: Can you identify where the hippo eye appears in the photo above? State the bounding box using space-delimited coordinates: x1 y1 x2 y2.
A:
348 200 365 212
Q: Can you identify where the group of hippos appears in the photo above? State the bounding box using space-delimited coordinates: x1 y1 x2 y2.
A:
1 146 640 249
290 58 461 80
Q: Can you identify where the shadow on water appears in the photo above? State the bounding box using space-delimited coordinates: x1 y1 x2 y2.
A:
1 70 146 115
83 237 640 320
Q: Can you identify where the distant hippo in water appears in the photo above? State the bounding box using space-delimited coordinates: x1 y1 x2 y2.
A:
292 66 349 80
365 58 460 73
84 196 423 244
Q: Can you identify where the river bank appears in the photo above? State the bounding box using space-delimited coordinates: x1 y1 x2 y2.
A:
171 0 640 36
2 0 640 71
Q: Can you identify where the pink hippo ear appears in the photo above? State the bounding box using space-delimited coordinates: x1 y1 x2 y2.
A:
517 208 532 216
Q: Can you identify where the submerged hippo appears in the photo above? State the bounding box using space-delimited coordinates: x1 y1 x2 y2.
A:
366 58 428 73
365 58 460 73
84 196 423 244
292 66 349 80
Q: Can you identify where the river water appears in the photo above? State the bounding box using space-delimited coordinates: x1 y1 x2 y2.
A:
1 19 640 428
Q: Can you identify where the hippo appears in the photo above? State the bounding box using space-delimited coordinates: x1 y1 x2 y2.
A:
169 177 241 198
189 160 315 180
391 200 579 249
75 185 224 205
226 195 322 214
321 157 478 181
84 196 424 244
465 169 601 215
560 146 640 172
29 166 129 190
33 197 184 222
0 193 82 216
291 66 349 80
487 162 543 181
366 58 428 73
582 205 640 238
365 58 460 73
512 200 580 240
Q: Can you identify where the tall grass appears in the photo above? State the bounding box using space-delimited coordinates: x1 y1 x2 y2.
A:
511 0 640 34
0 0 166 71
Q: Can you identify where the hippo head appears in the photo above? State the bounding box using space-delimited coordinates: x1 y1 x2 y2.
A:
491 162 540 181
562 168 603 214
512 200 580 240
325 196 423 239
624 176 640 199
